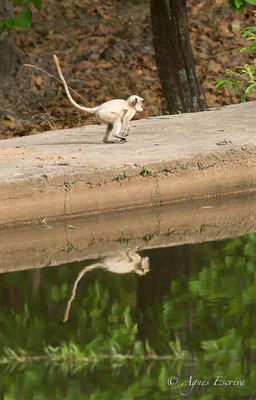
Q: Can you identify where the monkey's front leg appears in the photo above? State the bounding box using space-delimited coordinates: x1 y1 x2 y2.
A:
122 120 130 137
121 109 135 137
111 117 127 142
122 127 130 137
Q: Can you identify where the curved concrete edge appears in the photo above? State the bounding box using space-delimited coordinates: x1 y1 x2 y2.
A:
1 152 256 226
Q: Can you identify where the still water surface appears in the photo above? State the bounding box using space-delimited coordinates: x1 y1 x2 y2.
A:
0 232 256 399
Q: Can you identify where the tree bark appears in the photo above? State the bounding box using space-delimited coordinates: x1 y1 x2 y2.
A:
150 0 207 114
0 0 26 114
0 0 23 80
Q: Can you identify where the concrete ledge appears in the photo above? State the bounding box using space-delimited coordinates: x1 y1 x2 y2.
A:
1 101 256 226
1 192 256 273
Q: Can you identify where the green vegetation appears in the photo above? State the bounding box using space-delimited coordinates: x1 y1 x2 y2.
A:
1 232 256 398
66 243 76 253
141 166 152 177
229 0 256 14
118 238 130 246
115 171 127 182
214 18 256 102
68 224 75 230
0 0 42 35
64 182 73 191
143 233 154 246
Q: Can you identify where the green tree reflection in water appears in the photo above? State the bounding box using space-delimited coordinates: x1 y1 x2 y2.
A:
0 232 256 399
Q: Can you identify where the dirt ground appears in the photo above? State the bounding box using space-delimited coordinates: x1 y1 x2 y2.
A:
1 0 256 139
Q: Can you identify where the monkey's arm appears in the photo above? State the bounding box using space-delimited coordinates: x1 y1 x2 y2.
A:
122 108 136 136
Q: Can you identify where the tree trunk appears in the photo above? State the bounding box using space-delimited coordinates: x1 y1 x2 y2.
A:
150 0 207 114
0 0 26 114
0 0 23 80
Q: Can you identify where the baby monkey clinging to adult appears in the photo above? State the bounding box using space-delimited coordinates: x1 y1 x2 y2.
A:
53 54 144 143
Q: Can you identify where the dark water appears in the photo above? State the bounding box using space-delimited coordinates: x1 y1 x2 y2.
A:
1 232 256 399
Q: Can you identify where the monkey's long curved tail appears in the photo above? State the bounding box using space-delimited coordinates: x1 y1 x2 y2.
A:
63 263 102 322
53 54 99 114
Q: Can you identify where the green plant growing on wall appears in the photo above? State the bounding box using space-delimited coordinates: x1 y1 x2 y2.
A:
141 166 152 177
66 243 76 253
64 182 73 191
118 238 130 246
115 171 127 182
143 234 154 246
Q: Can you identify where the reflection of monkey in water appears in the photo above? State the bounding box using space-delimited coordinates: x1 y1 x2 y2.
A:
63 251 150 322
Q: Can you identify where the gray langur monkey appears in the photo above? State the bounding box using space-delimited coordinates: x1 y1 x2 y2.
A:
63 251 150 322
53 54 144 144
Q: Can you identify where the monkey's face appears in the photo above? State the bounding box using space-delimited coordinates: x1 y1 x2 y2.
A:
136 97 144 112
135 256 150 276
127 96 144 112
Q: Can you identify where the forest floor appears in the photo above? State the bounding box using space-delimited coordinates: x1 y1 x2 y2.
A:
1 0 255 139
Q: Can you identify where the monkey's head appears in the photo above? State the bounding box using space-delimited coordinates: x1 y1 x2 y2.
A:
127 95 144 112
135 256 150 276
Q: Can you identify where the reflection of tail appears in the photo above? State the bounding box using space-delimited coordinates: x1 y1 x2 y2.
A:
63 263 102 322
53 54 99 114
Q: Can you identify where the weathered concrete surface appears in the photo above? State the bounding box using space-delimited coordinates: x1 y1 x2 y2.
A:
1 101 256 225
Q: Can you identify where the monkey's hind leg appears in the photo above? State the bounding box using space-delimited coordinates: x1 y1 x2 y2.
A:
103 122 126 144
103 123 119 144
112 118 126 142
